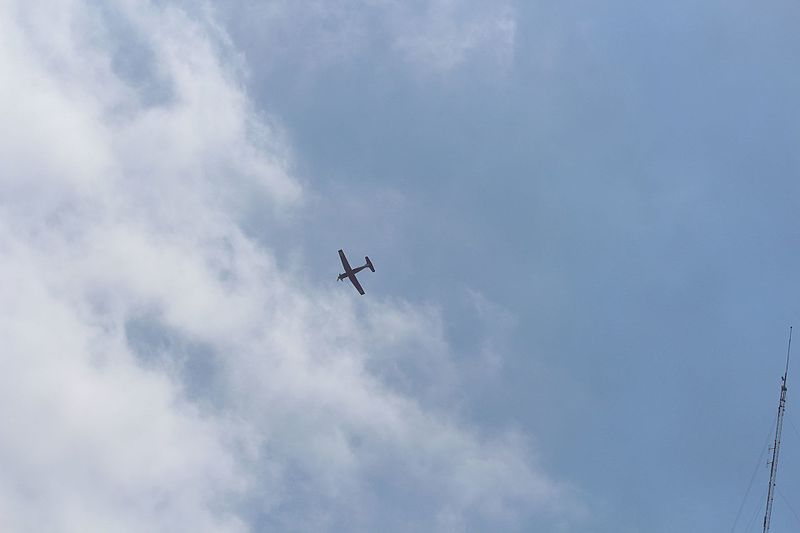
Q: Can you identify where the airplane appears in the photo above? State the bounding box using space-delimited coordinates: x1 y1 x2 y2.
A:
337 249 375 295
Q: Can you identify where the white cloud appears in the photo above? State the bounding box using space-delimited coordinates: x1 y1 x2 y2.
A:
389 0 516 73
0 1 570 531
220 0 516 75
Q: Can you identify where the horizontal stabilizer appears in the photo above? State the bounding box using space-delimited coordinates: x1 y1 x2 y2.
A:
365 256 375 272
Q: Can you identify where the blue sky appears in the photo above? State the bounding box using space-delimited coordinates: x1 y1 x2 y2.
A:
3 1 800 532
225 1 800 529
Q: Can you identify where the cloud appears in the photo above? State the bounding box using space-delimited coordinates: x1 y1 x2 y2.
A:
219 0 516 75
389 0 516 73
0 1 571 531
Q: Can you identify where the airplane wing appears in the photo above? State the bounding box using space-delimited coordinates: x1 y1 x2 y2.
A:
348 274 365 295
338 249 352 272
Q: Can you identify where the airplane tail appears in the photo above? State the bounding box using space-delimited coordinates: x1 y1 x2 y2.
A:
365 256 375 272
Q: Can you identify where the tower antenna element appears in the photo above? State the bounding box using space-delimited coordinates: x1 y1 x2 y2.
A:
763 326 792 533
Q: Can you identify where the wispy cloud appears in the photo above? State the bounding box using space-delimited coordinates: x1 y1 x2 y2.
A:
389 0 516 73
0 1 571 531
220 0 516 76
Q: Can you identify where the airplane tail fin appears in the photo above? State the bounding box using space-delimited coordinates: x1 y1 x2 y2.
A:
365 256 375 272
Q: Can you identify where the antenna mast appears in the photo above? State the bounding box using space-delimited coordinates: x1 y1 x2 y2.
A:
763 326 792 533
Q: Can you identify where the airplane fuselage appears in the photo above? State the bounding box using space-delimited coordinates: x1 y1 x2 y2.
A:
338 265 368 281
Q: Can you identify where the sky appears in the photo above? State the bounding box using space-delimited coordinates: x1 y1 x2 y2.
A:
2 1 800 532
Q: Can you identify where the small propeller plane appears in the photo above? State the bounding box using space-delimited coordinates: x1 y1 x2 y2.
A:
337 249 374 295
